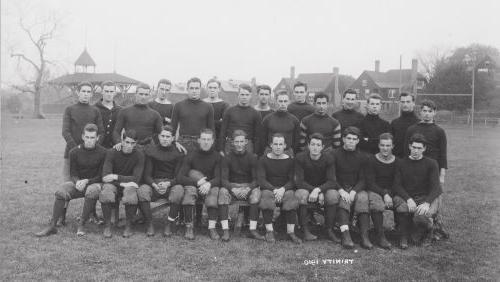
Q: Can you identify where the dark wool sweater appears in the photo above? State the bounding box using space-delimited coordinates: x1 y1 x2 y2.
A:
358 114 391 154
257 108 274 120
331 108 364 132
261 111 300 153
257 155 295 191
95 101 122 148
171 98 215 137
288 101 315 122
177 148 221 187
147 101 173 125
102 148 145 184
331 147 367 192
112 104 163 145
69 144 107 185
300 112 341 149
143 144 184 186
393 156 442 204
62 102 104 158
390 111 419 158
221 151 258 189
365 155 399 196
295 151 336 192
220 105 262 148
405 122 448 169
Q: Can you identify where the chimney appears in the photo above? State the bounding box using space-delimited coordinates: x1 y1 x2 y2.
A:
375 60 380 72
333 67 341 108
411 59 418 93
290 66 295 80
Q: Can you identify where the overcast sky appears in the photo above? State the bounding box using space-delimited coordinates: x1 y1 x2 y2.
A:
2 0 499 88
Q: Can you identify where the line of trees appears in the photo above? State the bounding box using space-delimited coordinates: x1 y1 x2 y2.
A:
419 44 499 112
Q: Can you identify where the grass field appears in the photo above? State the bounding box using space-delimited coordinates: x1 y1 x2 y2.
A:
1 116 499 281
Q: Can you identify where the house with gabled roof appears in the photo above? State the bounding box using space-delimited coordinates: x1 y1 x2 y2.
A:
349 59 426 101
274 66 355 107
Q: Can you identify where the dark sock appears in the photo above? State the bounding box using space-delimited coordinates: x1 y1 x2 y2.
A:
338 208 350 226
195 204 203 223
299 206 309 227
219 205 229 221
371 212 384 234
325 205 337 229
285 210 297 224
81 198 97 224
102 203 112 225
125 205 137 222
207 207 218 221
169 203 180 220
139 202 152 223
262 210 273 224
51 199 66 226
183 206 193 223
249 204 259 221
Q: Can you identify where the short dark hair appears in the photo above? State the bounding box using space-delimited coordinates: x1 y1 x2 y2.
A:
367 93 382 103
343 88 357 98
187 77 202 88
308 133 324 145
199 128 215 138
293 81 308 91
379 132 393 142
420 99 437 111
409 133 427 146
157 79 172 88
314 92 329 102
207 78 221 88
123 129 138 141
77 81 93 92
342 126 361 138
239 83 252 93
276 91 289 99
257 84 271 94
83 123 98 134
270 133 286 145
232 129 248 139
136 83 150 92
160 125 174 134
399 92 415 102
101 80 115 89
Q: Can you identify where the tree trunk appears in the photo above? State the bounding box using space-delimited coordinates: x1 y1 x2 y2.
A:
33 87 45 119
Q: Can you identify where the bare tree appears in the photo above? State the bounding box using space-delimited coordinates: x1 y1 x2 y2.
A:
416 46 451 80
11 16 60 118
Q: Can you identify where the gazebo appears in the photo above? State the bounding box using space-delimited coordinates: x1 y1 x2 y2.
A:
48 48 144 106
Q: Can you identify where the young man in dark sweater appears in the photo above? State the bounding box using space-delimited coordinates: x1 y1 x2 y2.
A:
358 94 391 154
300 92 341 152
112 83 163 147
148 79 174 125
177 129 226 241
331 127 371 249
203 78 229 150
405 99 447 187
257 133 302 244
393 133 442 248
221 130 263 240
254 84 274 119
36 124 106 237
332 89 364 133
61 81 104 225
137 125 184 237
288 81 315 122
171 77 215 153
365 133 400 249
95 81 122 149
100 129 145 238
260 92 300 155
220 83 261 155
390 92 418 158
295 133 338 242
